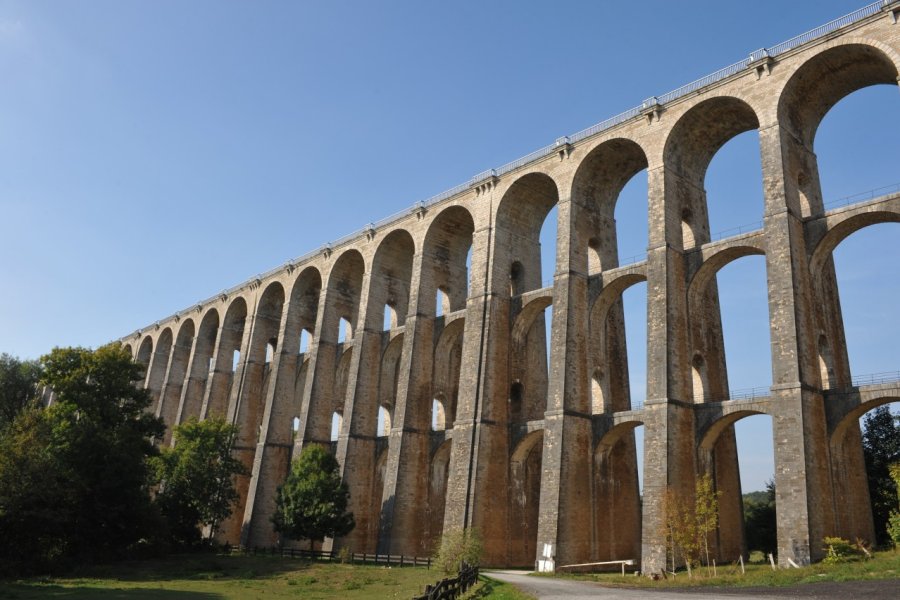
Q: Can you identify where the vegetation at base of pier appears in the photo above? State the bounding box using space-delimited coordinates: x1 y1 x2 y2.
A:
542 547 900 589
151 417 247 547
433 528 484 575
863 405 900 546
0 346 247 577
272 444 355 551
0 554 441 599
461 575 536 599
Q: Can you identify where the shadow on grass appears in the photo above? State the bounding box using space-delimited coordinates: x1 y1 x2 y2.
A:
0 584 223 599
58 554 316 583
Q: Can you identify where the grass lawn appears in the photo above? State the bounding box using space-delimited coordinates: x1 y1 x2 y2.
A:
0 554 443 599
541 548 900 589
462 575 536 600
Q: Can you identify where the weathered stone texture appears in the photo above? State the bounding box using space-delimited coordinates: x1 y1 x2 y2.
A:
124 5 900 572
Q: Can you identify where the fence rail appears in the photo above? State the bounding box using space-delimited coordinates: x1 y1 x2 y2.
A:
413 562 479 600
127 1 898 339
229 545 432 568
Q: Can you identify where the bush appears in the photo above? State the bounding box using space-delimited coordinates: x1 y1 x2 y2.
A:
433 528 483 575
822 536 862 564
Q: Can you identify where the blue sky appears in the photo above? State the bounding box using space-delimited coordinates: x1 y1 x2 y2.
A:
1 1 897 492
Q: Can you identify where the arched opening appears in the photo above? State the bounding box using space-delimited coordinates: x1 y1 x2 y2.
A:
207 297 247 420
383 304 397 331
589 275 648 413
424 440 452 552
509 381 524 425
435 288 448 317
433 318 465 430
571 137 650 270
593 421 644 563
510 261 525 296
508 430 544 567
338 317 352 343
158 319 195 443
377 405 391 437
299 329 311 354
181 309 219 422
265 340 275 364
664 96 761 250
700 411 774 563
778 42 900 218
705 131 764 238
431 396 446 431
146 328 173 413
330 411 343 442
511 297 552 423
136 337 153 376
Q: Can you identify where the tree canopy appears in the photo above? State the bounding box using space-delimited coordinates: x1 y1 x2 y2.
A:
862 405 900 546
0 344 163 573
152 417 246 546
0 353 43 429
272 445 354 550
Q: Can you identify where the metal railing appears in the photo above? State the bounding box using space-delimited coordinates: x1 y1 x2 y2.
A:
850 370 900 387
127 1 896 338
823 182 900 210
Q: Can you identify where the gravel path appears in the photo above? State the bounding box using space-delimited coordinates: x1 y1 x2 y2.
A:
484 570 900 599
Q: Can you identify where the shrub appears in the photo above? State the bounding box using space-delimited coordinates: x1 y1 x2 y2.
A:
822 536 861 564
433 528 483 575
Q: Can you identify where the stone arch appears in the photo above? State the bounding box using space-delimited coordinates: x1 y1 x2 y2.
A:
181 308 219 422
778 40 900 148
146 327 173 413
157 318 195 441
663 96 761 249
809 210 900 282
136 336 153 372
284 267 322 354
378 333 405 435
421 205 475 314
206 297 248 419
829 396 900 545
368 229 416 330
593 420 643 562
123 343 133 357
687 245 766 319
424 439 452 552
323 249 366 345
777 40 900 218
510 295 552 422
495 172 561 294
571 137 650 272
433 317 465 427
509 429 544 567
589 272 647 413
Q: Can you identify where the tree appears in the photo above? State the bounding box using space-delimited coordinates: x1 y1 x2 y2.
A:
433 528 483 575
862 405 900 545
887 463 900 548
744 479 777 556
0 344 164 573
661 473 721 577
0 353 42 429
151 417 246 546
272 445 354 550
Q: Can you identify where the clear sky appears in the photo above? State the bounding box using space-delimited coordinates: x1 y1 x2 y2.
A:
1 1 897 492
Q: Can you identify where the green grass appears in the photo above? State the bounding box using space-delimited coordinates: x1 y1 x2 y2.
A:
0 554 442 599
541 549 900 589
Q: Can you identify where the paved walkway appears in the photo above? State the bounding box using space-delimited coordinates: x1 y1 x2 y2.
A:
484 570 900 599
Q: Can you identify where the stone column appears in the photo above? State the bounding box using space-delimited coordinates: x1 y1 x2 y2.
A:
157 330 192 445
640 164 697 574
535 189 594 568
443 197 512 565
760 121 838 565
377 252 435 555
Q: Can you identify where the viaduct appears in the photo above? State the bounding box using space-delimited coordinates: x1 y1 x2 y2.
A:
122 1 900 573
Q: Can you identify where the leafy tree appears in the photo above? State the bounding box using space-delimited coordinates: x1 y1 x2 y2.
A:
744 479 777 556
433 528 483 575
885 462 900 548
0 344 163 573
862 405 900 545
151 417 246 546
272 445 354 550
661 473 721 577
695 473 720 574
0 353 42 429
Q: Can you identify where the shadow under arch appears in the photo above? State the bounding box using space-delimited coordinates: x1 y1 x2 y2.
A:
508 429 544 567
422 204 475 314
424 438 453 553
369 229 415 330
593 419 643 562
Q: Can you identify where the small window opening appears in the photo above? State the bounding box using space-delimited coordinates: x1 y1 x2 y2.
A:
338 318 352 343
232 349 241 372
299 329 311 354
432 398 446 431
330 411 343 442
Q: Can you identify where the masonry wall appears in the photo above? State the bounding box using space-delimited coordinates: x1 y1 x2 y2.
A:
124 4 900 571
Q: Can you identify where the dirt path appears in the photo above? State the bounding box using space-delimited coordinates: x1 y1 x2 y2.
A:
484 570 900 599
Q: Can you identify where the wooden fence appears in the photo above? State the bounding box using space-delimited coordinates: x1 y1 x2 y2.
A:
228 545 431 568
412 562 479 600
